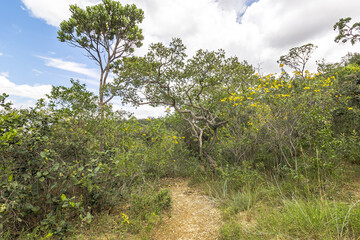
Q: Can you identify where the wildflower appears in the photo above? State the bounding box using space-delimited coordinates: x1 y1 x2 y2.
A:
348 107 353 110
121 213 130 224
146 118 151 121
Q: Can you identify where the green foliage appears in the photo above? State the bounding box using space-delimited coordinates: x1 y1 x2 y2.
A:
220 198 360 239
278 43 318 76
334 17 360 45
46 79 99 117
58 0 145 152
116 38 255 169
3 16 360 239
58 0 144 53
129 188 171 233
0 84 187 238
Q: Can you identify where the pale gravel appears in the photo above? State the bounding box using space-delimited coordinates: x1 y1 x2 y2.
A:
151 179 221 240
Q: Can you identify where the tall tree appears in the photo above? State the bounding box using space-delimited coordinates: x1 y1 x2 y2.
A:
57 0 144 150
115 38 255 170
334 17 360 45
278 43 317 78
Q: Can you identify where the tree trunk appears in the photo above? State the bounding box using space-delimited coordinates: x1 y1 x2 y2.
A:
203 150 216 172
99 72 105 152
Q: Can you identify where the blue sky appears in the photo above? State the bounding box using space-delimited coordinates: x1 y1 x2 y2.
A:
0 0 97 88
1 0 360 117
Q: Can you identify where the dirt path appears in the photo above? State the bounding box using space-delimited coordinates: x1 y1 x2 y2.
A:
151 179 221 240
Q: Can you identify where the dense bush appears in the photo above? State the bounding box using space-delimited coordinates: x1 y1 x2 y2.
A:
0 85 187 239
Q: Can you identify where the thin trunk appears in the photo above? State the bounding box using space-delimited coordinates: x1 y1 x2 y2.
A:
203 151 216 172
99 70 105 152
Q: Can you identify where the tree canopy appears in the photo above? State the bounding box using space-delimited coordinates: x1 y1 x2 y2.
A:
277 43 317 77
334 17 360 45
57 0 144 108
115 38 255 169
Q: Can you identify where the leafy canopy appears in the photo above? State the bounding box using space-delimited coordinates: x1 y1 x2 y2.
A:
334 17 360 45
58 0 144 66
115 38 255 169
278 43 317 77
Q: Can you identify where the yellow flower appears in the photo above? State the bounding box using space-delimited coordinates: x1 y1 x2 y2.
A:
348 107 353 110
303 87 310 90
279 64 284 67
146 118 151 121
142 133 146 136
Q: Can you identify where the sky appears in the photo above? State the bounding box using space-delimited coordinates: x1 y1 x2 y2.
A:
0 0 359 118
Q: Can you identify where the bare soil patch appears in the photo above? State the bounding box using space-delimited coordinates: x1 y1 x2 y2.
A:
151 178 221 240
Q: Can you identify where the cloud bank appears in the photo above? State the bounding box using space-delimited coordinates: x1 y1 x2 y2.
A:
0 72 51 99
21 0 360 69
20 0 360 115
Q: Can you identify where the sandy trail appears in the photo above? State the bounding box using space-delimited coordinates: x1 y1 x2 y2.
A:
151 179 221 240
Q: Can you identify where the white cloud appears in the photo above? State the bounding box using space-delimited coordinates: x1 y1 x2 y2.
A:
38 56 99 79
32 69 43 76
20 0 360 116
112 100 167 119
21 0 100 27
0 52 3 56
0 72 52 100
22 0 360 74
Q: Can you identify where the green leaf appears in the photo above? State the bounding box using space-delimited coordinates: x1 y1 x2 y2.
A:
32 206 40 212
40 151 46 158
52 162 60 171
8 174 13 182
61 194 67 201
42 232 53 240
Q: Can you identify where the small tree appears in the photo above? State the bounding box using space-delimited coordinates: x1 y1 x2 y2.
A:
116 38 255 169
278 43 317 77
57 0 144 150
334 17 360 45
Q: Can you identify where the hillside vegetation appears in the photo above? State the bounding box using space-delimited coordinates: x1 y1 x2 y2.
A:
1 1 360 239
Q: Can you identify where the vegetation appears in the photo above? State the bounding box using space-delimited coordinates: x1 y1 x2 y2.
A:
1 2 360 238
57 0 144 150
334 17 360 45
